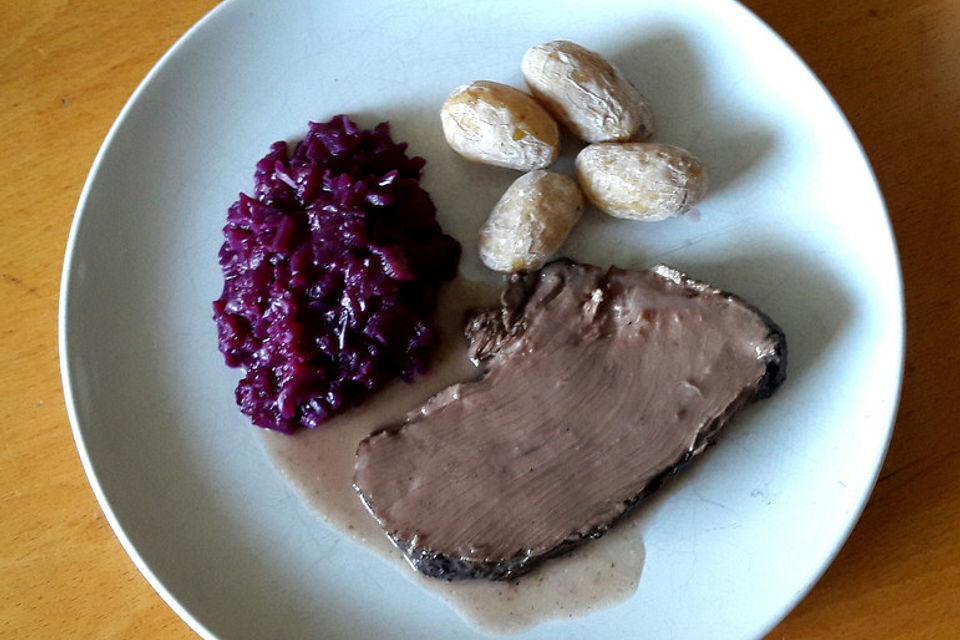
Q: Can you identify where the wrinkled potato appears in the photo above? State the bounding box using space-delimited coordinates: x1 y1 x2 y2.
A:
440 81 560 171
479 170 584 272
575 142 707 220
522 40 654 143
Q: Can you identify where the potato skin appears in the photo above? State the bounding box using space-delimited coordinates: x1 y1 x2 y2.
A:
575 142 707 220
440 81 560 171
479 170 584 272
522 40 653 143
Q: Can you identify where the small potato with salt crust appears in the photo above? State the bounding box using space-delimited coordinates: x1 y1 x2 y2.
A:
522 40 654 143
479 170 584 272
441 81 560 171
575 142 707 221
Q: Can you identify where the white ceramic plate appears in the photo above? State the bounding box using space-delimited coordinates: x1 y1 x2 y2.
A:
60 1 903 638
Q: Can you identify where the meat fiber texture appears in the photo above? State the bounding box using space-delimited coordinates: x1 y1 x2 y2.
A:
354 261 786 580
213 115 460 433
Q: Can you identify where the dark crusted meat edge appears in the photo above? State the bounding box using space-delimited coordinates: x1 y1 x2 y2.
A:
356 261 787 581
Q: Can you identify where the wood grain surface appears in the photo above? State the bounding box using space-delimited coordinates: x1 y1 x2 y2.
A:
2 1 957 637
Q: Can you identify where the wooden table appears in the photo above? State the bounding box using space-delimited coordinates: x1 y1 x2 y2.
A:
2 1 957 637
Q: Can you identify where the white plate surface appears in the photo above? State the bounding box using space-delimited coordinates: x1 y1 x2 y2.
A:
60 1 903 638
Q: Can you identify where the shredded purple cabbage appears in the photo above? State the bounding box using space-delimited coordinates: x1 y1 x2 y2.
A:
213 115 460 433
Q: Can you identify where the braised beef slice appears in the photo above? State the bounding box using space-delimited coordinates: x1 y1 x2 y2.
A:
353 261 786 580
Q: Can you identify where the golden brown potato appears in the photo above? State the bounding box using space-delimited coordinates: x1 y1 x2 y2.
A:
441 81 560 171
522 40 653 143
479 170 584 272
575 142 707 220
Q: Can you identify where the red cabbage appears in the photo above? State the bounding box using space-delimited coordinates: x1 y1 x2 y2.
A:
213 115 460 433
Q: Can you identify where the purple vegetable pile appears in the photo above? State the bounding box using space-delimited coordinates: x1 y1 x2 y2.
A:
213 115 461 433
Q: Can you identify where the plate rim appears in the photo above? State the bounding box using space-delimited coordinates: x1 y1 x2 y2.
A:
58 2 233 638
721 2 905 637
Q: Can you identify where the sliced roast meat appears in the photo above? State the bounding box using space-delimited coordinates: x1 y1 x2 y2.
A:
353 261 786 581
